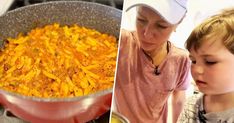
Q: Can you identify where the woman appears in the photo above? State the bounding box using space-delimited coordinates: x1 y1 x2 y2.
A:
113 0 190 123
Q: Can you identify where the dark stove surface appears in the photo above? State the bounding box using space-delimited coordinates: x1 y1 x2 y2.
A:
9 0 123 11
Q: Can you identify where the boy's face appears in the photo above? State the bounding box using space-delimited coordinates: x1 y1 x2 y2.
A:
189 39 234 95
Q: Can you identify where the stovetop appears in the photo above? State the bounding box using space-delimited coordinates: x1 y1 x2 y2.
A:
9 0 123 11
0 106 28 123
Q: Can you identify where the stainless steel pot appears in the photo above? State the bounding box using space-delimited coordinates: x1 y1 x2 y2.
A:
0 1 121 123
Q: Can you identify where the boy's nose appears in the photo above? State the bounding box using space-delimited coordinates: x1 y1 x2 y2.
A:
192 65 204 75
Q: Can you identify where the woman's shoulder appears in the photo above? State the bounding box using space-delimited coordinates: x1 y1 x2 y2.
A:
168 42 190 67
120 29 130 43
170 42 189 59
120 29 136 44
119 29 138 51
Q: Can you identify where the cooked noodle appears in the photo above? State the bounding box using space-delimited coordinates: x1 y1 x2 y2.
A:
0 23 117 98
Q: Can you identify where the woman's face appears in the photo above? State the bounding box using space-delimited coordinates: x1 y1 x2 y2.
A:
189 39 234 95
136 6 176 52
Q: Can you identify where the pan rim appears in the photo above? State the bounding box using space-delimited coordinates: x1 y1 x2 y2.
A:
0 88 113 102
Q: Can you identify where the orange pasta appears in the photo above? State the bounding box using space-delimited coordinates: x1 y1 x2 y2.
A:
0 23 117 98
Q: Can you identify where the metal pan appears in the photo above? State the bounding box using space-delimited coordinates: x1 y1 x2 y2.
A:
0 1 121 123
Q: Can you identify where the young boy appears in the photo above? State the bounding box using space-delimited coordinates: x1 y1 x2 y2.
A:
178 8 234 123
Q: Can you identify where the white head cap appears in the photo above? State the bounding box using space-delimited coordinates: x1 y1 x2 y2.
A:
126 0 188 25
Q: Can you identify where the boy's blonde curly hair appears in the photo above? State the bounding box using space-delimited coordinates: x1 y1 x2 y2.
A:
186 8 234 54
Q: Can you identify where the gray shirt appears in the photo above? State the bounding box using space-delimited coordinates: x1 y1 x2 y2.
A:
178 93 234 123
